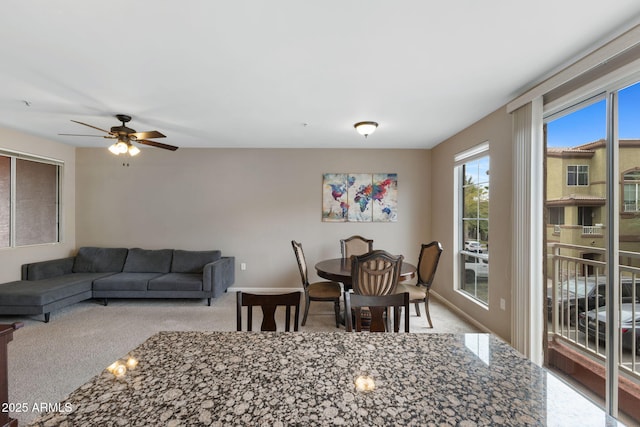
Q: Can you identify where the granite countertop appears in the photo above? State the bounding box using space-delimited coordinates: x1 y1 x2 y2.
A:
29 331 622 426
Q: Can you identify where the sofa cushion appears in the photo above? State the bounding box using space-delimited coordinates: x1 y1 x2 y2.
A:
93 272 164 291
171 250 221 273
73 247 128 273
148 273 203 291
0 274 102 305
123 249 173 273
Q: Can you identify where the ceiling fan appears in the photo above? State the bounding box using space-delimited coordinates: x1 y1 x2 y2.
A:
60 114 178 156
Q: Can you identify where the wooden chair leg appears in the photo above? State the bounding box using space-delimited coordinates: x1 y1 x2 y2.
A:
333 299 340 328
424 292 433 328
302 293 311 326
414 302 421 316
393 306 401 333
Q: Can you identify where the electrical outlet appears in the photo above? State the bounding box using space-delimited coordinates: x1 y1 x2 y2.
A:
240 263 247 271
500 298 506 310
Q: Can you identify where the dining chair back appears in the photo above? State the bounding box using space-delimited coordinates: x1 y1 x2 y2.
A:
291 240 342 327
396 241 443 328
418 241 443 287
340 235 373 259
344 292 410 332
351 250 404 296
236 291 301 331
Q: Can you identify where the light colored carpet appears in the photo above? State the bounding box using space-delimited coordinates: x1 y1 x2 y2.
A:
4 291 478 425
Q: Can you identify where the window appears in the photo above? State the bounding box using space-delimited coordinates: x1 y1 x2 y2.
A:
567 165 589 186
544 76 640 417
548 207 564 225
0 151 62 247
0 156 9 247
455 142 489 304
577 206 594 226
623 170 640 212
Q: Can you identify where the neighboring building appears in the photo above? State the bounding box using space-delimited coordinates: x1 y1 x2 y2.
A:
546 139 640 269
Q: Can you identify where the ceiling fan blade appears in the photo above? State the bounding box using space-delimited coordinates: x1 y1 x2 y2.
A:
137 139 178 151
58 133 114 138
130 130 165 140
70 120 113 134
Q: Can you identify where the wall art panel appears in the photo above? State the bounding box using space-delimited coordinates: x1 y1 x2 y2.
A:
322 173 397 222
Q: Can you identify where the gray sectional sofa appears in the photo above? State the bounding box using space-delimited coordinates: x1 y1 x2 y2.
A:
0 247 235 322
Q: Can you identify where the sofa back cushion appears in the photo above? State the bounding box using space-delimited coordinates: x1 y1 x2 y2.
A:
72 247 128 273
171 250 221 273
123 248 173 273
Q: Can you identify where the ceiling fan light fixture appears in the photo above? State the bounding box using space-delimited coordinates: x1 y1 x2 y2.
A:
63 115 179 156
108 143 121 155
128 145 140 156
354 121 378 138
108 141 130 156
116 141 129 154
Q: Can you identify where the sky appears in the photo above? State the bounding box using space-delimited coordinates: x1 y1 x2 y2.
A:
546 80 640 148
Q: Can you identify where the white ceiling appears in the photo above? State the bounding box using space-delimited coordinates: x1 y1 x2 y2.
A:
1 1 640 151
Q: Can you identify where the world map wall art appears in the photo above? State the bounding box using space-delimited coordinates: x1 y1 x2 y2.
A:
322 173 398 222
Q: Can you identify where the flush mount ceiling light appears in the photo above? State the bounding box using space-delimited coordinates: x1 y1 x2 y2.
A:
354 121 378 138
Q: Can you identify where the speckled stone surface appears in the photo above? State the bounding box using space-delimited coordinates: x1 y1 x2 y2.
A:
29 332 623 426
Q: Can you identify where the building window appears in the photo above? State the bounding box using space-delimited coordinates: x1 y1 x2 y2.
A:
567 165 589 186
0 151 61 247
548 207 565 224
455 142 490 305
577 206 594 226
623 170 640 212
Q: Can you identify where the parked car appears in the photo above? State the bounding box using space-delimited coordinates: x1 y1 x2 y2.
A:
546 276 638 324
464 241 484 253
578 302 640 354
465 258 488 281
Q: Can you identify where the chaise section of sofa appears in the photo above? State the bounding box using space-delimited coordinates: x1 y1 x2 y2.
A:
4 246 235 322
5 247 129 322
0 275 94 323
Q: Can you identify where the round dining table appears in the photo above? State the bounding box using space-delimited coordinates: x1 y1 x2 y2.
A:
315 257 416 289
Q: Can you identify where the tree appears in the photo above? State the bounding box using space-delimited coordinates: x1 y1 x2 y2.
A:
463 175 489 243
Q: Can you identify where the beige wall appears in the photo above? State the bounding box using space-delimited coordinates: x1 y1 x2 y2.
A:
75 148 431 289
2 123 516 339
430 107 513 340
0 128 76 283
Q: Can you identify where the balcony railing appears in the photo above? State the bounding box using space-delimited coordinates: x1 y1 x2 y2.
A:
548 243 640 380
582 225 603 235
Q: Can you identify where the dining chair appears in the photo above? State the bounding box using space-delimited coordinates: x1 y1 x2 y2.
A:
236 291 301 331
395 241 443 328
340 235 373 259
351 250 404 296
344 292 410 332
291 240 342 327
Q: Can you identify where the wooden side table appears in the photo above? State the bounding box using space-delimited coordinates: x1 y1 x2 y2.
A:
0 323 22 427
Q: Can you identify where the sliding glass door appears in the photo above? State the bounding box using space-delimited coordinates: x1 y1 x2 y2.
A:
545 78 640 418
